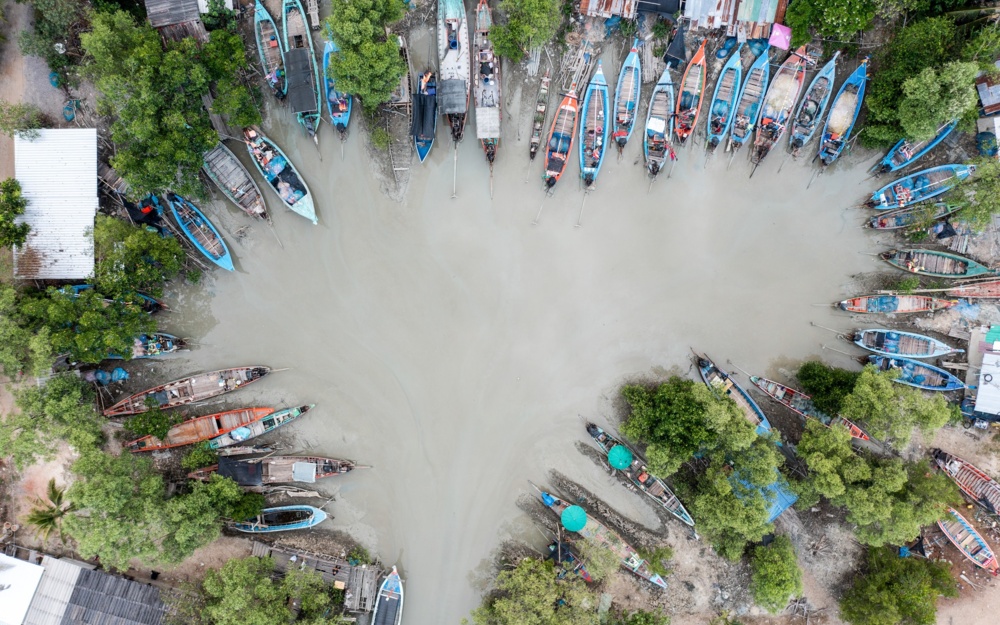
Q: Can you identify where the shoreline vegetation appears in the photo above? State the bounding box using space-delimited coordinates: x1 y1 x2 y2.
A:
2 0 1000 624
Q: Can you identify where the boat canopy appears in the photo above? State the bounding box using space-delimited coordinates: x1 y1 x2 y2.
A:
292 462 317 482
219 457 264 486
475 107 500 139
438 79 468 114
284 48 316 114
412 92 436 138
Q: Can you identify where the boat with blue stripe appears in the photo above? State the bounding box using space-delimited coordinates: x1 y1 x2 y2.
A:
322 39 352 138
579 61 610 187
789 52 838 154
232 505 327 533
866 164 973 210
706 43 743 150
612 39 642 154
694 352 772 436
371 566 404 625
867 355 965 391
818 58 868 166
876 120 958 174
165 193 233 271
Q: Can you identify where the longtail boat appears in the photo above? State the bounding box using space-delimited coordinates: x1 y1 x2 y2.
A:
165 193 233 272
216 444 275 457
126 407 275 452
937 507 999 574
538 488 668 588
579 62 610 188
282 0 322 142
752 45 808 165
189 455 362 485
543 83 579 189
323 40 352 138
232 505 327 533
244 127 317 224
107 332 187 360
728 44 770 154
867 355 965 391
209 404 313 449
473 0 501 168
413 69 438 162
866 164 973 210
371 566 404 625
643 66 674 178
837 294 956 313
528 72 551 160
203 143 270 223
103 366 271 417
853 329 962 359
750 376 870 440
789 51 838 154
438 0 470 143
866 203 960 230
932 449 1000 514
674 40 707 145
818 59 867 166
947 279 1000 299
706 43 743 151
876 120 958 174
880 248 998 279
694 353 772 436
253 0 286 98
613 39 642 154
585 423 694 527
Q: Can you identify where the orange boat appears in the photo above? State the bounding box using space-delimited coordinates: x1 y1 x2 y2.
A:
674 40 707 145
542 82 580 189
126 406 274 452
948 279 1000 299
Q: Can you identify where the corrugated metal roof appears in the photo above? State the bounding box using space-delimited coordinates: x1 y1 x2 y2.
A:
0 553 45 625
23 557 81 625
13 129 98 280
144 0 200 27
976 352 1000 415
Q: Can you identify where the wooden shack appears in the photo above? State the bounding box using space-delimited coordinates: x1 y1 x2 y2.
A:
144 0 209 43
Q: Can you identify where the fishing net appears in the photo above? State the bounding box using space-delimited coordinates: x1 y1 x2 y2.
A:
765 73 796 109
827 91 858 134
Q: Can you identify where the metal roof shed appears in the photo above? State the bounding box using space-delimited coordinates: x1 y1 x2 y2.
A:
13 129 98 281
975 352 1000 416
0 554 45 625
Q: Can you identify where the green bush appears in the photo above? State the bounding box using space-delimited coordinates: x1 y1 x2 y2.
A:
840 547 956 625
783 0 876 48
181 443 219 471
490 0 562 63
750 535 803 613
796 361 859 415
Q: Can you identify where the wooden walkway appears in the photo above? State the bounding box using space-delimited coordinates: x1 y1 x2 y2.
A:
251 541 382 613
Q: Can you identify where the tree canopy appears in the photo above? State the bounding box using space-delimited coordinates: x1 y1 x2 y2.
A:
0 178 31 247
574 539 620 583
783 0 876 48
952 157 1000 231
897 62 979 141
750 535 803 614
93 215 186 298
796 361 859 415
470 558 597 625
0 283 53 377
839 547 957 625
491 0 562 63
0 100 48 140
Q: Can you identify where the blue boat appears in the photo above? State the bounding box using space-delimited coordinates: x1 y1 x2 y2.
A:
282 0 322 142
728 44 770 153
107 333 186 360
209 405 314 449
867 355 966 391
412 69 438 162
818 59 868 166
694 352 772 436
253 0 286 98
244 127 317 223
789 51 838 153
322 40 352 137
371 566 404 625
853 329 962 359
579 61 610 188
877 120 958 174
165 193 233 271
866 164 973 210
706 43 743 150
643 66 674 178
612 39 642 153
232 505 327 533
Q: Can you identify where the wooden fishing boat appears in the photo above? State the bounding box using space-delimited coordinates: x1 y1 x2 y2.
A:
232 505 327 533
126 407 275 452
643 66 674 178
372 566 404 625
866 203 960 230
413 69 438 162
438 0 470 143
165 193 233 272
612 39 642 154
752 45 808 165
579 62 610 188
102 366 271 417
244 127 317 224
789 51 838 153
189 455 361 485
107 332 186 360
854 329 961 359
538 488 668 588
837 294 956 313
933 449 1000 514
473 0 501 169
947 279 1000 299
209 404 314 449
528 72 550 160
674 40 707 145
750 376 870 440
253 0 286 98
585 423 695 527
323 40 352 138
937 507 999 574
818 59 868 166
881 248 998 280
203 143 269 223
216 445 275 457
694 353 772 436
282 0 322 142
866 164 973 210
706 43 743 151
729 44 770 154
877 120 958 174
542 83 579 189
867 355 965 391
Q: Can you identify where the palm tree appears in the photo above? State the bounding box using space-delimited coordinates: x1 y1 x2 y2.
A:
26 478 73 543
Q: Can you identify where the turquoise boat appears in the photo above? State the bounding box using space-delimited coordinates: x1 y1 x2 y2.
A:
643 66 674 178
165 193 233 271
853 329 962 359
789 51 838 152
232 505 327 533
209 405 314 449
579 61 610 188
877 120 958 174
694 352 771 436
818 58 868 166
253 0 285 98
371 566 404 625
728 44 770 153
880 248 998 279
866 164 973 210
413 70 437 162
612 39 642 153
706 43 743 150
244 127 317 224
106 333 186 360
868 355 965 391
323 39 352 137
282 0 322 142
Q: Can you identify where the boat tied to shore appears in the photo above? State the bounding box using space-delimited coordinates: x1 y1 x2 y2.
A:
437 0 470 143
867 355 965 391
282 0 322 142
789 51 838 154
836 294 956 314
694 353 772 436
876 120 958 174
613 39 642 154
244 127 317 224
528 71 551 160
818 58 868 166
413 70 438 162
253 0 286 99
127 407 275 452
203 143 270 223
865 164 973 210
728 44 770 154
543 82 580 189
323 39 353 138
189 455 362 486
103 366 271 417
880 248 998 280
371 566 404 625
853 329 962 359
643 65 675 178
706 43 743 150
750 376 870 440
165 193 233 272
866 203 960 230
107 332 186 360
752 45 808 166
674 40 707 145
232 504 327 533
947 279 1000 299
932 448 1000 514
474 0 501 169
937 507 999 574
579 61 610 188
209 404 314 449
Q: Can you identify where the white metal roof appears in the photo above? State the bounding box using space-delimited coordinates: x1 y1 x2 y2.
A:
0 553 45 625
13 129 98 280
976 352 1000 415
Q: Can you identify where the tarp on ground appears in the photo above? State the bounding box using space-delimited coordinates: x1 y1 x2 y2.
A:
218 457 264 486
664 22 686 68
438 79 468 114
735 470 799 523
412 93 437 138
475 107 500 139
284 48 317 114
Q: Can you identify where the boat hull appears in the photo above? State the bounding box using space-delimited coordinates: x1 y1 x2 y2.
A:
232 505 327 533
868 355 965 391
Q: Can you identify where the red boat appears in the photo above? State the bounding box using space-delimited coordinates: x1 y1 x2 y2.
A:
542 82 579 189
947 279 1000 299
127 407 275 452
674 40 707 145
932 449 1000 513
837 295 956 314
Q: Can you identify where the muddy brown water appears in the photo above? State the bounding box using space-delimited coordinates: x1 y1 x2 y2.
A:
145 45 894 623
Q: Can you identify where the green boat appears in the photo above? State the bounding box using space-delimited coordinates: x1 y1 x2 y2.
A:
880 249 999 280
